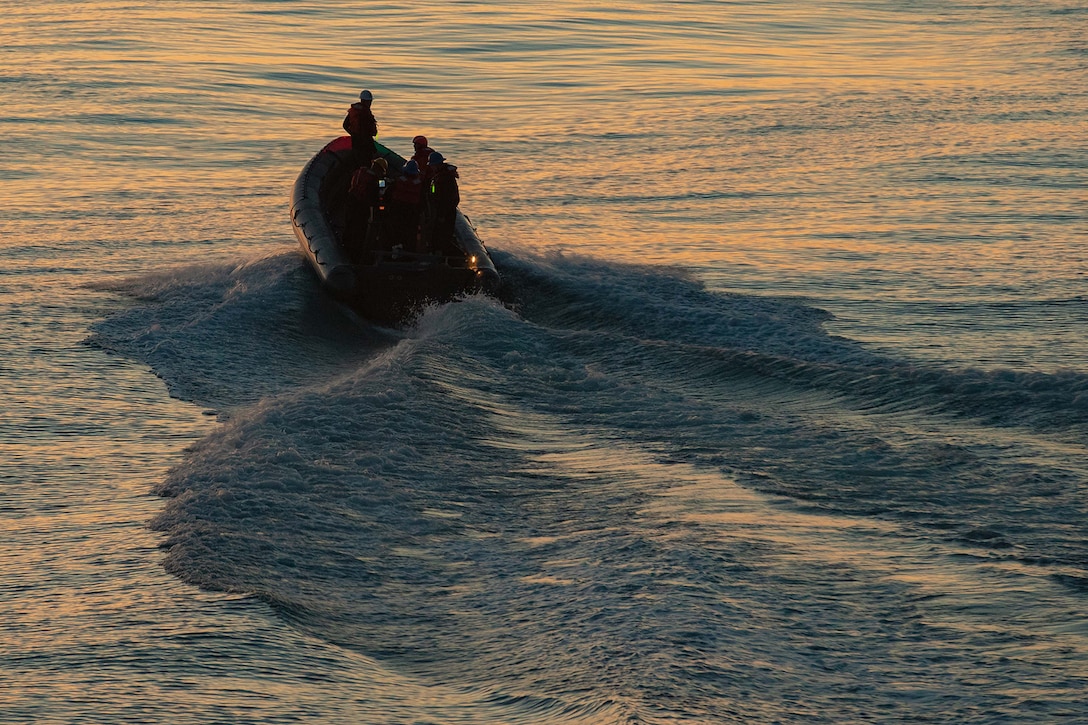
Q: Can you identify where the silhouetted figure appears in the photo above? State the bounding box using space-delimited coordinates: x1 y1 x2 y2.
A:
342 89 378 167
388 160 425 251
409 135 434 176
346 156 388 261
422 151 460 255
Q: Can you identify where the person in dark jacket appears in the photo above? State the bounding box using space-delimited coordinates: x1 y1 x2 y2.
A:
346 156 388 260
342 89 378 167
388 160 425 251
422 151 460 255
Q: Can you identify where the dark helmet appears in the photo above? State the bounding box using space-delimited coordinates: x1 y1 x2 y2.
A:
403 160 420 175
428 151 445 165
359 89 373 102
412 135 428 148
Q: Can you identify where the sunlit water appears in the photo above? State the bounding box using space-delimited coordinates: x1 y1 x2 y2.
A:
2 1 1087 723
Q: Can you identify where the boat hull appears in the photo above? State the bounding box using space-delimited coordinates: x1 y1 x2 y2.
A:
290 136 499 322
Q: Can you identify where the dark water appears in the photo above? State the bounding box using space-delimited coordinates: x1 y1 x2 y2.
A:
3 1 1087 722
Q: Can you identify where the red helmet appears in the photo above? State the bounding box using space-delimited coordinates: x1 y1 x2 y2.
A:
412 135 428 147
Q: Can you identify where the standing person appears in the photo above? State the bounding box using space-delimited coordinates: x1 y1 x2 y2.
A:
342 89 378 167
423 151 460 255
409 135 434 176
346 156 388 260
388 160 425 251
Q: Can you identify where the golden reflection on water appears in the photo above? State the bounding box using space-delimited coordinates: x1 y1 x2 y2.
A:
2 1 1087 719
1 0 1080 361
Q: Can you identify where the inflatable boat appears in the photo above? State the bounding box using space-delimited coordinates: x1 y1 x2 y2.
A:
290 136 500 322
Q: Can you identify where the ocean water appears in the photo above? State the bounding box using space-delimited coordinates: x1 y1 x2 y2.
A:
2 1 1087 722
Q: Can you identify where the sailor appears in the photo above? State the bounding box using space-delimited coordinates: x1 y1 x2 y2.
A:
347 156 388 260
409 135 434 175
342 89 378 167
422 151 460 255
388 160 425 251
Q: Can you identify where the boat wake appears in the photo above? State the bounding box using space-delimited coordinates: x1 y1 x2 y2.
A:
88 247 1088 723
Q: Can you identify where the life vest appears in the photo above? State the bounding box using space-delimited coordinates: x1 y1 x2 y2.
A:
392 174 423 206
410 147 433 173
342 103 377 137
349 167 381 205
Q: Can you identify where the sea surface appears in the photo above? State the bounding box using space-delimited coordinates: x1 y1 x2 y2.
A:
2 1 1087 722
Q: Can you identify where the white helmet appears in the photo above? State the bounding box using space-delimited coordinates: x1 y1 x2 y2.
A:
359 89 373 102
